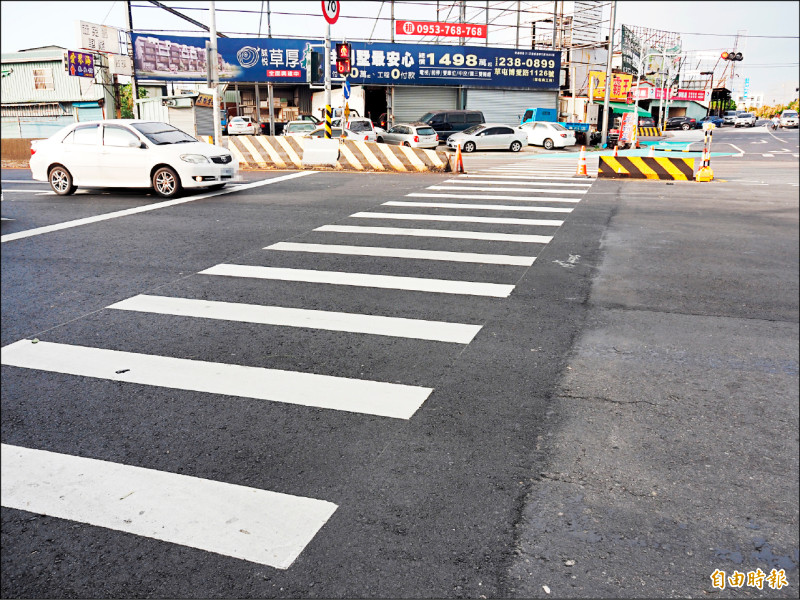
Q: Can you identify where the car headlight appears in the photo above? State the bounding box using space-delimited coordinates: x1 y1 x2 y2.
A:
180 154 210 163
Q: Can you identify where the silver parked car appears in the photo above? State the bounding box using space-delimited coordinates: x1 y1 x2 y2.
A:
446 123 527 153
377 122 439 149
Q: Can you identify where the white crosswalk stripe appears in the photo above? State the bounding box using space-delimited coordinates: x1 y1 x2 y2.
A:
350 211 564 227
315 224 553 244
1 339 433 419
1 443 337 569
200 264 517 297
382 201 573 213
110 294 483 343
267 241 537 266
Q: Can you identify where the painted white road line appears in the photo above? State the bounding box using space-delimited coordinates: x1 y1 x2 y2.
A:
350 211 563 227
762 154 774 157
315 224 552 244
0 443 337 569
109 294 482 344
443 179 591 187
1 339 432 419
0 189 55 194
728 143 745 157
383 201 573 213
456 174 595 181
0 172 315 244
428 185 585 194
407 192 580 203
200 264 516 297
268 241 536 266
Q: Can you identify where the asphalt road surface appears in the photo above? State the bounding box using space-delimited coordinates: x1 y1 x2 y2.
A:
1 126 797 598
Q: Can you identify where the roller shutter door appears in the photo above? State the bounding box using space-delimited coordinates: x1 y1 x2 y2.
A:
167 106 196 136
392 86 458 123
466 90 558 126
195 106 215 137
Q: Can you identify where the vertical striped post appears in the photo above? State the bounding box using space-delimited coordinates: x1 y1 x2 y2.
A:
695 124 714 182
325 105 332 139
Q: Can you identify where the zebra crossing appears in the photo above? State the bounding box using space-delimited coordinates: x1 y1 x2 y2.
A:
1 157 595 569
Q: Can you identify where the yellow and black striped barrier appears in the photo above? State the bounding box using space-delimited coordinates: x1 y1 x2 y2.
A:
637 127 662 136
225 136 450 173
598 156 695 180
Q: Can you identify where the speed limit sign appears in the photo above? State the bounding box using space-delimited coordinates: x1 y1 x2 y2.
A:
322 0 340 24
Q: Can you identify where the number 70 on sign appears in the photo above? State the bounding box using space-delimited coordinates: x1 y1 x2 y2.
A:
322 0 340 24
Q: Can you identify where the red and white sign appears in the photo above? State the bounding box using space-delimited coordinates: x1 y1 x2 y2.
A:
395 20 487 39
321 0 340 25
635 87 711 103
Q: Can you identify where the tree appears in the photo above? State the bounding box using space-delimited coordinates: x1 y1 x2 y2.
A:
119 84 148 119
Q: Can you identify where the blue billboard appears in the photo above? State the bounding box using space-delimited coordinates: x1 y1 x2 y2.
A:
132 33 560 90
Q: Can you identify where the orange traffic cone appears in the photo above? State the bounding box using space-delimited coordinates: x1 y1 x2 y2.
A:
456 143 465 173
648 145 655 157
575 146 588 177
613 145 619 157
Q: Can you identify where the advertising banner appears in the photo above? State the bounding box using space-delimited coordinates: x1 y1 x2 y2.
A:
589 71 633 101
620 25 642 76
65 50 95 78
640 87 710 102
132 33 560 90
395 21 487 39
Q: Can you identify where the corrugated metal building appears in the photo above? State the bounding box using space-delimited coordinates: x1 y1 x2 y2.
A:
1 45 114 138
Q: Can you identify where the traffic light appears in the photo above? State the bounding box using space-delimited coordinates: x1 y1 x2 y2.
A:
335 42 351 75
721 51 743 61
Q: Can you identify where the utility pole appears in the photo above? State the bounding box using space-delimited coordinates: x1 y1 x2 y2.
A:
126 1 140 118
209 1 222 145
600 0 616 147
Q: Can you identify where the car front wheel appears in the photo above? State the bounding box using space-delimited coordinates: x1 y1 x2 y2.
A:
152 166 182 198
49 165 76 195
543 138 555 150
510 140 522 152
463 141 476 153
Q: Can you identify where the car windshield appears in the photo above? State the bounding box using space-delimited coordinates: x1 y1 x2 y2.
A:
420 113 434 123
462 125 484 135
416 127 436 136
348 121 373 132
740 114 752 118
131 122 197 145
783 111 797 117
287 123 315 133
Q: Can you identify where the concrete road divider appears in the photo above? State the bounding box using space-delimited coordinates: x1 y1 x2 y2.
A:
637 127 662 136
224 136 450 173
598 156 695 180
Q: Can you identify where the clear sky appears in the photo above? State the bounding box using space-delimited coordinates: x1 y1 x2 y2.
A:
2 1 798 104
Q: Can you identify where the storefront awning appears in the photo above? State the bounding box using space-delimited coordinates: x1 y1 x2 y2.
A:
603 101 651 117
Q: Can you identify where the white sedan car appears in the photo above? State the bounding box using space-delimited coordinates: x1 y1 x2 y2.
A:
518 121 577 149
30 120 238 198
226 116 257 135
446 123 527 153
282 120 318 138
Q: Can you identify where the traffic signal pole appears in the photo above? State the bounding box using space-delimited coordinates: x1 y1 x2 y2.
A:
324 22 332 139
209 1 222 146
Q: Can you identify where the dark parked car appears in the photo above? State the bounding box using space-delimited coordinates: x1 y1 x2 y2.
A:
638 117 656 128
419 110 485 141
695 115 724 129
665 116 697 131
